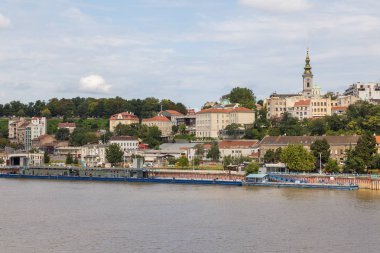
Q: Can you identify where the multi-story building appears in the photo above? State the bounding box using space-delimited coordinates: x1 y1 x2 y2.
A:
109 112 139 132
344 82 380 102
176 109 196 135
258 135 360 164
8 117 47 150
109 136 139 153
142 116 172 137
218 140 258 159
195 106 255 138
158 110 184 126
81 144 107 167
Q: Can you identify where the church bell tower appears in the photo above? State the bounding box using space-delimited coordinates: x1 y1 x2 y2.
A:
302 49 313 96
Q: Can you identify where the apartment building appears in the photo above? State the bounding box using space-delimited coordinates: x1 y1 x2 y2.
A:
8 117 47 150
195 107 255 138
344 82 380 102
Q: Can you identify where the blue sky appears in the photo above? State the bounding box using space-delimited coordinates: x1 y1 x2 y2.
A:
0 0 380 108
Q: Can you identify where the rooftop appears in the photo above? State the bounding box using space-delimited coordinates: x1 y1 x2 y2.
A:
294 100 310 106
197 107 253 114
259 135 361 146
110 136 138 141
142 115 171 122
110 112 139 121
219 140 258 149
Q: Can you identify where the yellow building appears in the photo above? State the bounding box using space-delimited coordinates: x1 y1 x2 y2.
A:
196 107 255 138
109 112 139 132
142 116 172 137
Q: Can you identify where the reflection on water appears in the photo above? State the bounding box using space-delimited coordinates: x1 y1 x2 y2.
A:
1 179 380 253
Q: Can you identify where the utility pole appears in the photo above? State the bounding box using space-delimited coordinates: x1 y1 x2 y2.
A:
319 152 322 174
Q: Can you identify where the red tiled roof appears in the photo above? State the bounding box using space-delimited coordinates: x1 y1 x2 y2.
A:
110 112 139 121
294 100 310 106
142 115 171 122
332 106 348 111
110 136 138 141
218 140 258 149
165 110 183 116
376 136 380 144
196 107 253 114
58 122 76 128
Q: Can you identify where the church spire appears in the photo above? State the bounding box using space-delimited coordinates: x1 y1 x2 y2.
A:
304 49 312 75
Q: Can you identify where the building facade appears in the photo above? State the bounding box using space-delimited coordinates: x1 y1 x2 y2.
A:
109 136 139 153
109 112 139 132
258 136 360 164
81 144 107 167
195 107 255 138
142 116 172 137
344 82 380 102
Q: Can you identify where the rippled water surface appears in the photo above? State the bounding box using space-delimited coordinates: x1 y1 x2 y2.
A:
1 179 380 253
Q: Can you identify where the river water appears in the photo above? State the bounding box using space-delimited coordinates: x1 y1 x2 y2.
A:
0 179 380 253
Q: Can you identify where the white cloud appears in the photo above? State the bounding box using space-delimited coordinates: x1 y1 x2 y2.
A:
79 74 111 93
0 14 11 29
239 0 312 12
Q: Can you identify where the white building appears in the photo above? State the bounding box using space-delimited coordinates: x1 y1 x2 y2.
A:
8 117 47 151
81 144 107 167
109 136 139 153
344 82 380 102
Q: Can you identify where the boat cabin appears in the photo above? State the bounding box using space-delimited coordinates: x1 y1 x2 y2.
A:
246 174 269 183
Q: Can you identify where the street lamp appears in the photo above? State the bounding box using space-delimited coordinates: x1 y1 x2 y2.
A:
319 152 322 175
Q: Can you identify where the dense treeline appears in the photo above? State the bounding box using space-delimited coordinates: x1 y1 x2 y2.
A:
0 97 188 119
245 100 380 139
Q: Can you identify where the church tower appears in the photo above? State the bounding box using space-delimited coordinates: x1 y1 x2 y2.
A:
302 49 313 96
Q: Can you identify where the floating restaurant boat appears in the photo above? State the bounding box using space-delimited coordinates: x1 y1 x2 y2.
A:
242 174 359 190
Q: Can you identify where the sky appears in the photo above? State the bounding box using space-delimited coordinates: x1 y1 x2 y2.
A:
0 0 380 108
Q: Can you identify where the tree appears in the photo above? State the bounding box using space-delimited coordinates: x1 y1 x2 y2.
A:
224 87 256 109
44 151 50 164
353 132 376 169
371 154 380 170
245 162 260 175
105 143 124 166
309 119 327 136
310 139 330 165
56 128 70 141
177 156 189 167
73 156 79 165
225 123 243 138
264 150 276 163
178 124 187 135
194 144 205 158
344 149 365 173
69 128 99 146
172 125 179 134
207 142 220 161
280 144 315 172
66 153 74 165
325 159 340 173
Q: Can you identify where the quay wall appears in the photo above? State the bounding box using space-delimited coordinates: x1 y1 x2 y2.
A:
279 175 380 190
